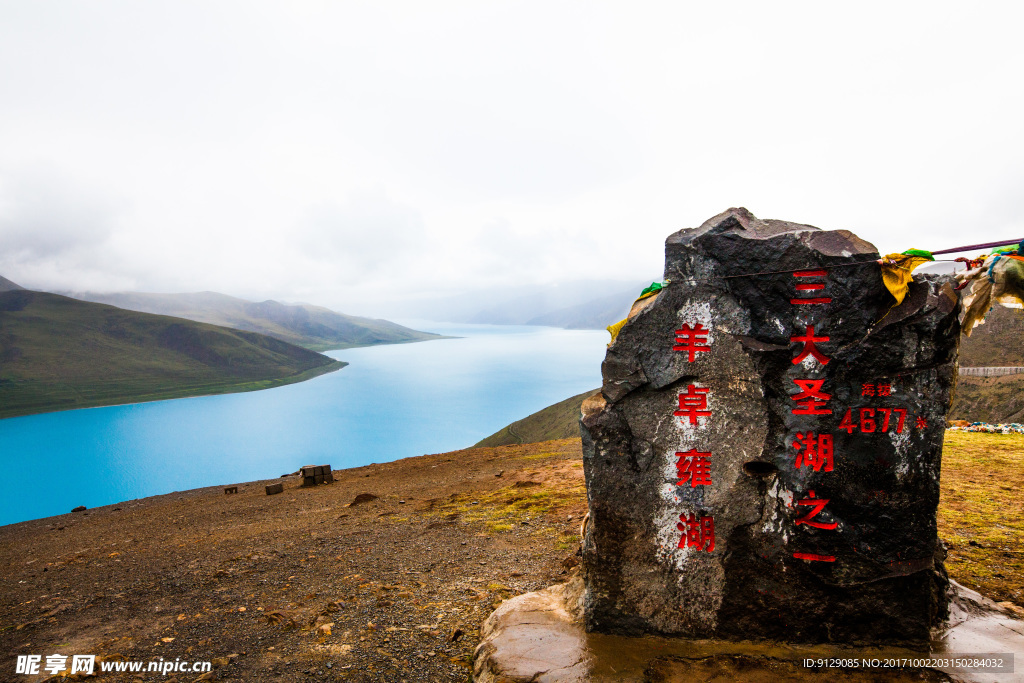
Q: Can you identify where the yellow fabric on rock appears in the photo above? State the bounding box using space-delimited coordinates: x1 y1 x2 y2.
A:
606 289 662 344
606 318 629 343
880 253 933 305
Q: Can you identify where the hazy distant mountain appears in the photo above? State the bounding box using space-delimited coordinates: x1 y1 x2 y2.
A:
66 291 442 351
385 279 650 328
525 286 643 329
0 275 23 292
0 289 343 419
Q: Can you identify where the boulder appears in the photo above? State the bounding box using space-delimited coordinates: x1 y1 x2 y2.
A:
581 208 959 645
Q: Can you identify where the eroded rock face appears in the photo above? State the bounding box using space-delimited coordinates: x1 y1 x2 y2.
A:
581 208 958 645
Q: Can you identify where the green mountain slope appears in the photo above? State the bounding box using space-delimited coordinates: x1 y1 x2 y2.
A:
69 291 442 351
474 389 598 447
0 290 344 419
950 375 1024 423
959 306 1024 367
950 306 1024 423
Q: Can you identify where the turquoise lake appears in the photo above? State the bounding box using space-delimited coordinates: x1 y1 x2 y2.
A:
0 323 608 526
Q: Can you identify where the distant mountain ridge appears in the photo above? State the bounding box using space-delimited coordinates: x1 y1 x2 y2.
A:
66 290 442 351
525 286 643 329
0 288 344 419
0 275 23 292
377 279 649 328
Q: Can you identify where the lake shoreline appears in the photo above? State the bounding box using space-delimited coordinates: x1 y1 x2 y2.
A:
0 324 609 527
0 359 347 421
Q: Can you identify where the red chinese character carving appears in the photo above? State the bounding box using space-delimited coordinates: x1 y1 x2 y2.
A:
794 490 838 530
877 383 892 396
861 383 875 397
791 270 832 304
790 379 832 415
793 552 836 562
675 449 712 487
673 323 711 362
677 513 715 551
792 432 833 472
674 384 711 425
915 416 927 430
790 325 830 365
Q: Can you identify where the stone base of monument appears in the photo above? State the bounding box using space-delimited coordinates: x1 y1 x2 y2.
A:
473 578 1024 683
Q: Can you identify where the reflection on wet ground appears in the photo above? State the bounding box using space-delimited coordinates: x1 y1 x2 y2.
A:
474 579 1023 682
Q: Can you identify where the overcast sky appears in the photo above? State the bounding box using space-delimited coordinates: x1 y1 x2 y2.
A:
1 2 1022 315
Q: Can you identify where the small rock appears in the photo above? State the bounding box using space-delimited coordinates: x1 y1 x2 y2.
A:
449 627 464 642
349 493 379 506
399 500 406 504
71 505 86 513
265 483 284 496
969 540 982 547
495 470 504 478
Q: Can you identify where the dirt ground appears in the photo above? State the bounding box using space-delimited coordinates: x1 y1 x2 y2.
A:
0 439 587 682
1 433 1021 683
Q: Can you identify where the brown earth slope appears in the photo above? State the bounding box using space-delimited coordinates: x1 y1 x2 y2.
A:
0 440 587 682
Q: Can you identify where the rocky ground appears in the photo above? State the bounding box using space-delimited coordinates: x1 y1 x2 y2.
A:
0 439 587 682
2 433 1021 683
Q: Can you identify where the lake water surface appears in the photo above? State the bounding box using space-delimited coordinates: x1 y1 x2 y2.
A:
0 323 608 526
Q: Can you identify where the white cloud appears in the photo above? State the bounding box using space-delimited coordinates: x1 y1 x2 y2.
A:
1 1 1022 312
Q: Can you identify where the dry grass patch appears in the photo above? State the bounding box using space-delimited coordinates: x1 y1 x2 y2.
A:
939 431 1024 605
426 461 587 541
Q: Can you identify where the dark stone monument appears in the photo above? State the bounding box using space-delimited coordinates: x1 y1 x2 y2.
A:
581 208 959 645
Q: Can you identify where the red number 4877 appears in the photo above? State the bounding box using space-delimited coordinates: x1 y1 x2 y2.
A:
838 407 906 434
